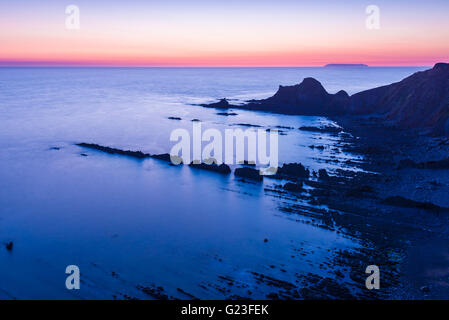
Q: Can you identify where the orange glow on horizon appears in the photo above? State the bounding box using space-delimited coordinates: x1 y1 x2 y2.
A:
1 1 448 67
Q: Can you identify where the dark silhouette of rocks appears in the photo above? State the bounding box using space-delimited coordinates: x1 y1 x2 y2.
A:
76 143 183 164
202 62 449 135
76 143 150 159
382 196 445 212
275 163 310 179
176 288 199 300
202 78 349 116
345 185 374 198
318 169 330 180
216 112 238 116
150 153 170 161
299 126 342 134
238 160 256 166
151 153 183 165
202 98 231 109
5 242 13 251
189 161 231 174
348 63 449 135
136 284 169 300
234 123 262 128
275 125 294 129
235 167 263 181
245 78 350 116
398 158 449 169
283 182 303 192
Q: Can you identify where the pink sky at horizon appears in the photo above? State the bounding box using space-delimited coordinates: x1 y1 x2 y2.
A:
1 1 448 67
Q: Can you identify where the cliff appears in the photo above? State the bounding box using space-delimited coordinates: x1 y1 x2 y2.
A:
202 62 449 135
348 63 449 135
244 77 350 116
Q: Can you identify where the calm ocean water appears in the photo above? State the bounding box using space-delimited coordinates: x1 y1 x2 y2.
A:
0 67 426 299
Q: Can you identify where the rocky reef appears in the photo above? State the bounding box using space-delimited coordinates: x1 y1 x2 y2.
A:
234 167 263 181
273 163 310 179
76 143 150 159
189 161 231 174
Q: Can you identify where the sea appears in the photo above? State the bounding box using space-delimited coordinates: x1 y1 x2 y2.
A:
0 66 426 299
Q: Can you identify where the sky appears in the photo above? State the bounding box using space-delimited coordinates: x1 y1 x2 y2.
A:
0 0 448 66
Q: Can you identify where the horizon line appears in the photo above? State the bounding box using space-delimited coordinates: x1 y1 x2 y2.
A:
0 64 433 68
0 59 439 68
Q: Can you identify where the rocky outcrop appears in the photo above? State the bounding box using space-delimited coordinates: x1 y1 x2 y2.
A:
234 167 263 181
275 163 310 179
5 241 13 251
76 143 183 164
283 182 303 192
76 143 150 159
299 126 342 134
349 63 449 135
398 157 449 169
245 78 349 116
318 169 330 180
189 161 231 174
382 196 445 212
202 62 449 136
151 153 183 164
202 98 231 109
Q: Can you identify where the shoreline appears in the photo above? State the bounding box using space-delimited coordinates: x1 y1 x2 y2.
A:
329 115 449 298
71 114 449 299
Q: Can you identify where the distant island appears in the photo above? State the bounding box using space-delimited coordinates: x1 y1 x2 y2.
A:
324 64 368 67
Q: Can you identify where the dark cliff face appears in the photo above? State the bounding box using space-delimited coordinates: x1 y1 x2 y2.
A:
202 62 449 135
248 77 349 116
254 62 449 135
348 63 449 135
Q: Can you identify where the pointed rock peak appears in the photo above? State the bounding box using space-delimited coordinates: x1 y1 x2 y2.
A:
217 98 229 105
298 77 327 94
301 77 323 86
335 90 349 97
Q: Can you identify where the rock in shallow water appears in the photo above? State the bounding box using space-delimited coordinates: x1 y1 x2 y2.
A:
235 167 263 181
283 182 303 192
76 143 150 159
5 241 13 251
189 161 231 174
275 163 310 179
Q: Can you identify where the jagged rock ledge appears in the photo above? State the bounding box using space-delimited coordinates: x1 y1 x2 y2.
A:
76 143 151 159
189 161 231 174
76 143 182 163
75 143 315 183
